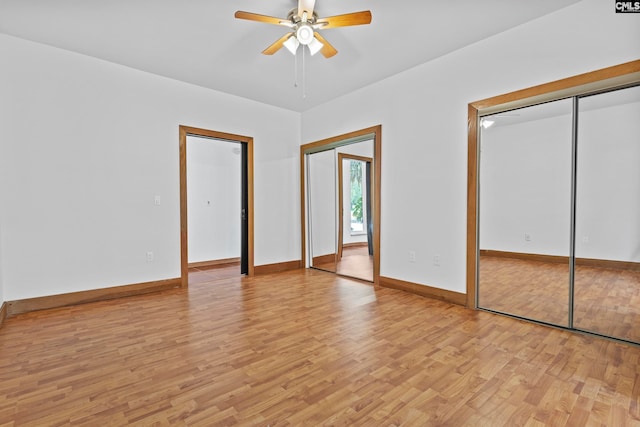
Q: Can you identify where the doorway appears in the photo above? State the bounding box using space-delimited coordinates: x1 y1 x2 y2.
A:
179 126 254 287
300 125 381 284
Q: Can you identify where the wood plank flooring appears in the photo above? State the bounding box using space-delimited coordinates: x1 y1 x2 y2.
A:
336 246 374 282
479 255 640 343
314 246 374 282
1 268 640 425
479 255 570 326
189 263 241 284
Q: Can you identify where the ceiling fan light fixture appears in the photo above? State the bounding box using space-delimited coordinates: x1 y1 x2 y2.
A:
283 35 300 54
234 2 372 59
308 37 324 56
296 24 314 45
481 119 495 129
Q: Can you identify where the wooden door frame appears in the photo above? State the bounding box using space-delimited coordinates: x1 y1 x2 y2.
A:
179 125 254 287
337 153 373 260
300 125 382 285
467 60 640 308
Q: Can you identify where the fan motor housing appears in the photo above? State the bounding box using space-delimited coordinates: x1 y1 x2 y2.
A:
287 8 319 24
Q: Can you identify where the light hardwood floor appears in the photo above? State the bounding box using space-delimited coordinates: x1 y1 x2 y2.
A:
336 246 374 282
479 255 640 343
189 263 242 284
314 246 374 282
1 268 639 425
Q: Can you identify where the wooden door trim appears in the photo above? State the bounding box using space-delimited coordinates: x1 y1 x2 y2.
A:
300 125 382 285
337 153 373 260
467 59 640 308
179 125 254 287
0 302 7 328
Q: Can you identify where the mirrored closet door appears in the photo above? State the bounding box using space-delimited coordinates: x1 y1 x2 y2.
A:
477 84 640 344
573 85 640 343
478 99 573 327
308 149 338 273
305 139 375 282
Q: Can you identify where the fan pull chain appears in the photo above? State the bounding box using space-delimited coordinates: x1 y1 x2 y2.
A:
302 46 306 98
294 49 298 88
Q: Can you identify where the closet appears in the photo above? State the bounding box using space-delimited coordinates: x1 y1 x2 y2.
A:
476 83 640 344
301 126 381 284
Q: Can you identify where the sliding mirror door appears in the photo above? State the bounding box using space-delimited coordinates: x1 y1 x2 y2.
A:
478 99 573 326
307 149 337 273
303 130 378 283
574 85 640 342
336 140 374 282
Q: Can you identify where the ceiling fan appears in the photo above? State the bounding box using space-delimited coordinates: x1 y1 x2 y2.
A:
235 0 372 58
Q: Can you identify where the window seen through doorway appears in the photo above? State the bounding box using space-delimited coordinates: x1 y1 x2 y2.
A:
349 160 367 235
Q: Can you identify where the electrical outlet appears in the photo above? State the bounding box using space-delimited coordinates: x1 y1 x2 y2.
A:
524 233 531 242
582 236 589 243
433 255 440 266
154 195 161 206
408 251 416 263
146 251 154 262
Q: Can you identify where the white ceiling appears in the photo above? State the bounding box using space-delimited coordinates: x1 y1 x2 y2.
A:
0 0 580 112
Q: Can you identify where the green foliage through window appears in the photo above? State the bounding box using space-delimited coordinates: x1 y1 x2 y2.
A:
350 161 364 231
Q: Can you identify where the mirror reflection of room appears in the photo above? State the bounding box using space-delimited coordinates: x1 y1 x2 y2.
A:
478 99 573 327
478 84 640 344
307 138 374 282
337 151 373 282
573 85 640 343
308 149 337 273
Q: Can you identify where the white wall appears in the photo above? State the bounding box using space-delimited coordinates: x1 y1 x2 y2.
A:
0 34 301 301
0 0 637 303
576 95 640 262
186 136 241 263
301 0 640 293
479 95 640 262
479 105 573 256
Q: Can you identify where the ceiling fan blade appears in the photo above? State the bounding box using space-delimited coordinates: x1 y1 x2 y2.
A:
315 11 372 29
313 32 337 58
298 0 316 21
234 11 293 27
262 33 293 55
